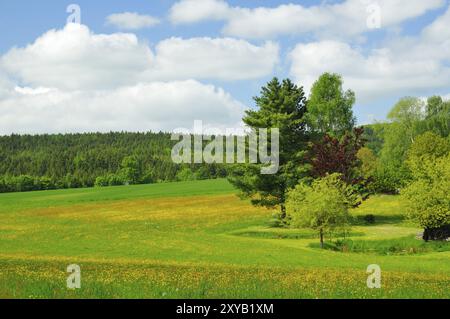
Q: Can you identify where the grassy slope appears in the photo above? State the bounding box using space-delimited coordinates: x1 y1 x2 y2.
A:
0 179 449 298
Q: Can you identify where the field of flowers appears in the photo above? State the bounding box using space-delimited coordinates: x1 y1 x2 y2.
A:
0 179 449 298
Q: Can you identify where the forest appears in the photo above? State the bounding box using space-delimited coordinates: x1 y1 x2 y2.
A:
0 131 228 192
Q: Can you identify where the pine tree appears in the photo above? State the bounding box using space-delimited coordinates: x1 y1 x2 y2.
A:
228 78 309 220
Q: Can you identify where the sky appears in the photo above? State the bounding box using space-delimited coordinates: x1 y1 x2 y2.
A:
0 0 449 134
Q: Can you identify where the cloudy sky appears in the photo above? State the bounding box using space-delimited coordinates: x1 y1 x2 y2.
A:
0 0 449 134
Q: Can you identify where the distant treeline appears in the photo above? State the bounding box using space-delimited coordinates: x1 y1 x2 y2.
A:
0 132 228 193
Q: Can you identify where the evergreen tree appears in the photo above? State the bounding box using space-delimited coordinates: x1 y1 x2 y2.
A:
228 78 309 220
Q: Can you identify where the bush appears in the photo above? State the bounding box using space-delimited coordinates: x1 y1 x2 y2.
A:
95 176 109 187
369 166 408 194
0 177 7 193
95 174 126 187
14 175 35 192
35 177 55 190
176 167 197 181
64 174 82 189
108 174 126 186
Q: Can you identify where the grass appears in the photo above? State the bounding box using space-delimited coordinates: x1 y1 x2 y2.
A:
0 179 449 299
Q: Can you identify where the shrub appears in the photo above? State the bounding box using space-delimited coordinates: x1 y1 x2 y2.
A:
369 166 408 194
108 174 126 186
95 176 109 187
176 167 197 181
14 175 36 192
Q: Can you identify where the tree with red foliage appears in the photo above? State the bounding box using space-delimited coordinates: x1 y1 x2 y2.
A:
310 127 366 185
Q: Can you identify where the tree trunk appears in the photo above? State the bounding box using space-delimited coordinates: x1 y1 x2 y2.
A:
280 204 286 220
423 228 429 242
320 229 324 248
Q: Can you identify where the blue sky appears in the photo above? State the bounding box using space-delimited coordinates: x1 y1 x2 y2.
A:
0 0 449 134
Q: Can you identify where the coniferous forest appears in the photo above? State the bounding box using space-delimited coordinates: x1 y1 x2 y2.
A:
0 132 228 192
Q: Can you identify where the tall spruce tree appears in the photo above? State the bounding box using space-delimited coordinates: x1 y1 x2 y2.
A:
228 78 309 220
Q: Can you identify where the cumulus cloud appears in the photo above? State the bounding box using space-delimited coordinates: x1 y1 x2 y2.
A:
145 37 279 81
1 24 154 90
422 5 450 45
0 80 245 135
106 12 160 30
169 0 445 39
290 41 448 103
0 23 278 91
289 5 450 104
0 24 271 134
170 0 231 24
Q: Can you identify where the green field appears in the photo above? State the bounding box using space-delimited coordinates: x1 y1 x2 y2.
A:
0 179 449 299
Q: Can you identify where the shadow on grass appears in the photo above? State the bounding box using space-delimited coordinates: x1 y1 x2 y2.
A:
353 214 405 226
231 229 365 240
309 235 450 255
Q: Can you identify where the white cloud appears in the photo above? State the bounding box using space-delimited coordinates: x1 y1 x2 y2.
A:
422 5 450 45
0 23 278 91
289 39 450 104
1 24 154 90
287 4 450 104
145 37 279 81
0 71 13 99
170 0 231 24
0 80 245 135
169 0 445 39
0 24 274 134
106 12 160 30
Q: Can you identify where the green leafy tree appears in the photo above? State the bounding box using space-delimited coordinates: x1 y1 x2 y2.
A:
406 132 450 180
425 96 450 137
379 97 427 189
426 96 444 117
120 155 141 184
387 97 425 144
361 123 387 156
402 154 450 240
306 73 355 138
402 132 450 240
286 174 357 248
228 78 309 220
357 147 378 179
381 97 426 164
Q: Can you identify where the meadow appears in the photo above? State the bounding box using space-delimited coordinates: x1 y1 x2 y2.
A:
0 179 448 299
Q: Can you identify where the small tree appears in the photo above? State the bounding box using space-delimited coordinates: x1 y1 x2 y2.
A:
286 174 357 248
